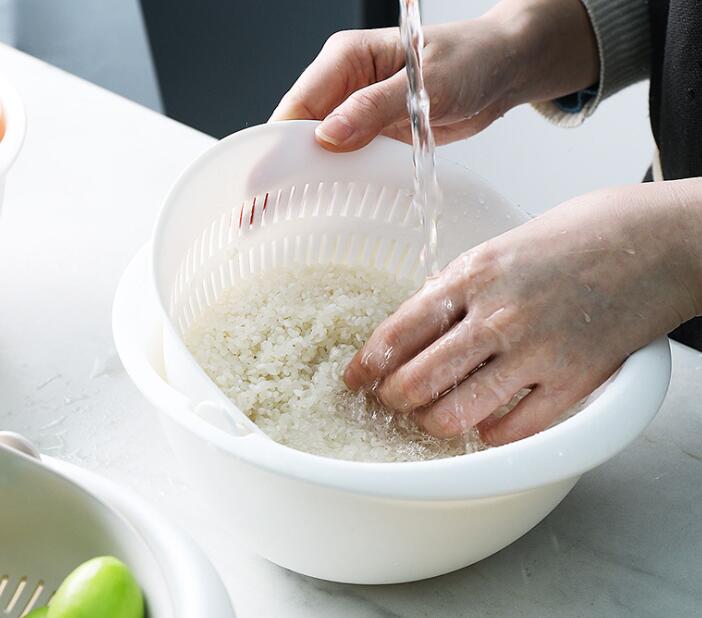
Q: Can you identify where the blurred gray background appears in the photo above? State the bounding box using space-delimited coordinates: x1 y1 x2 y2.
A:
0 0 162 111
0 0 397 137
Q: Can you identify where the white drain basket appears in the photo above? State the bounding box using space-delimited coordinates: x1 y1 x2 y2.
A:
0 438 235 617
153 119 525 433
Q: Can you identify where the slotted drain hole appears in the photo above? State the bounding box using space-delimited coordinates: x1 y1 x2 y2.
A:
1 576 46 617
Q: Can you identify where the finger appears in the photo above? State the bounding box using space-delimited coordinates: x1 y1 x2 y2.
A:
271 29 404 123
270 33 367 122
270 67 344 123
344 275 466 391
431 102 509 144
377 319 498 412
478 385 575 446
380 124 412 144
315 70 409 151
418 358 528 439
379 100 509 147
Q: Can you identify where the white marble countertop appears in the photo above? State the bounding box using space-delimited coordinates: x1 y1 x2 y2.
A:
1 44 701 617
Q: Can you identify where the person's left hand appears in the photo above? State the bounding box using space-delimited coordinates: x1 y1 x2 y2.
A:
270 1 599 153
345 181 702 445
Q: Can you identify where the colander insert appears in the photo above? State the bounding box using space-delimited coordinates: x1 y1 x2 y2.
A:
152 120 524 435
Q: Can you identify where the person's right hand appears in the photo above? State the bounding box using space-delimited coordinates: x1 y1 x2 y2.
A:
271 0 599 152
344 180 702 445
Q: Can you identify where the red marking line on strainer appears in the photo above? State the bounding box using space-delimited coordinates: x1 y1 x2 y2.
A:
238 192 270 229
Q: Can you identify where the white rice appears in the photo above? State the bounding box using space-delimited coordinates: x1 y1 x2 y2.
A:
184 263 478 462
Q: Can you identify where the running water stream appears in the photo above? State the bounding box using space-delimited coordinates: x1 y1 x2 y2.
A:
399 0 442 278
398 2 486 448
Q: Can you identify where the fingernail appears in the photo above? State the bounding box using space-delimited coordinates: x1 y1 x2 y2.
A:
316 114 356 146
477 421 505 446
344 364 363 391
424 410 461 438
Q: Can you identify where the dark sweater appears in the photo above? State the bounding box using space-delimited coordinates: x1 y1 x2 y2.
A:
648 0 702 349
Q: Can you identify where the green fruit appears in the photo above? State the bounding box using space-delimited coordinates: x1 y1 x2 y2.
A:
25 607 49 618
48 556 144 618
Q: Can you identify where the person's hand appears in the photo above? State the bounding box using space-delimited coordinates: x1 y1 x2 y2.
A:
271 0 598 152
344 180 702 445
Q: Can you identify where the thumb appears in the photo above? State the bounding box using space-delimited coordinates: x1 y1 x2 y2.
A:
315 70 408 152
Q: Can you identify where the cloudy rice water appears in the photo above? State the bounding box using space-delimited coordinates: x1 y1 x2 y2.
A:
184 263 479 462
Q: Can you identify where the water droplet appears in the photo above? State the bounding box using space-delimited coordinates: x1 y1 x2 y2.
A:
40 415 66 431
89 352 122 379
383 346 394 364
37 374 62 390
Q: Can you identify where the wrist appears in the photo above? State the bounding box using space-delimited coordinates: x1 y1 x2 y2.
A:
591 181 702 322
661 180 702 317
483 0 599 106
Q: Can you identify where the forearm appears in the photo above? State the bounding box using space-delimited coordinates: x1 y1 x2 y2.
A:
483 0 599 106
606 179 702 321
534 179 702 324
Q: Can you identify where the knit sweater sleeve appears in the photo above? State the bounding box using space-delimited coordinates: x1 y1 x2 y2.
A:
532 0 651 127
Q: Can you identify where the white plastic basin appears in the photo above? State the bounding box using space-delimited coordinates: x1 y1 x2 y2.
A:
113 122 671 584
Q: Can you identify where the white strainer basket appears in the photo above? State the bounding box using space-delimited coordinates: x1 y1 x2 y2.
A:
0 435 235 617
152 120 527 434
